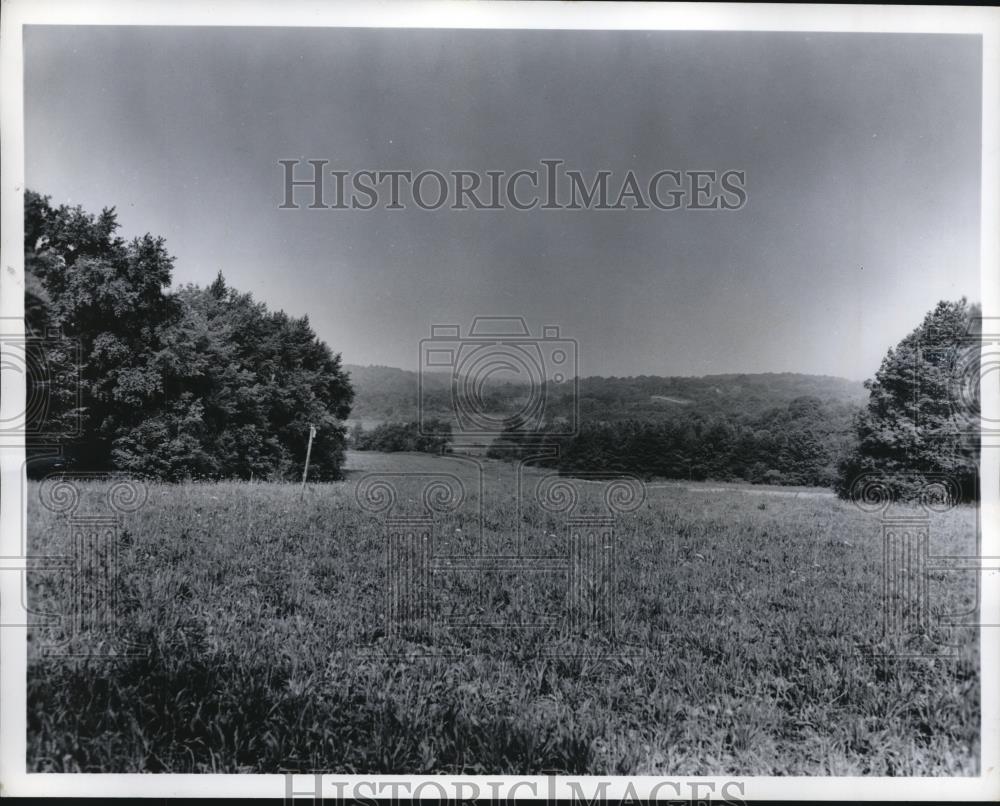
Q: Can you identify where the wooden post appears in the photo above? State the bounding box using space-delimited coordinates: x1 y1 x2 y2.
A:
301 424 316 495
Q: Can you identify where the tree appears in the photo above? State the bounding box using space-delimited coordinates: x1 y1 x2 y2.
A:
25 190 354 480
836 299 980 502
25 191 176 469
354 419 451 454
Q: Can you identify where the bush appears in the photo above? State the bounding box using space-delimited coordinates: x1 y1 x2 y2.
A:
353 419 452 454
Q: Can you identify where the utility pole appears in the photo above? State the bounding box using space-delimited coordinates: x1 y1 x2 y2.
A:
301 424 316 496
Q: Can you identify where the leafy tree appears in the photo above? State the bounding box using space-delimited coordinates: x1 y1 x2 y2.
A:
480 390 864 488
25 191 176 469
25 190 354 480
353 420 451 454
836 299 980 502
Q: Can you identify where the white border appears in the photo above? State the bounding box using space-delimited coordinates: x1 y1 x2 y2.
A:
1 1 998 800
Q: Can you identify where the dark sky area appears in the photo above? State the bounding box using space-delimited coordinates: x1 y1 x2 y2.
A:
24 26 982 380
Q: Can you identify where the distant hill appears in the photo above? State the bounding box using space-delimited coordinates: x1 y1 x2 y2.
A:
572 372 867 422
344 364 866 426
344 364 869 488
343 364 449 426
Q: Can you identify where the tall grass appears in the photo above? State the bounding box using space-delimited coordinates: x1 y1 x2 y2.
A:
26 466 979 774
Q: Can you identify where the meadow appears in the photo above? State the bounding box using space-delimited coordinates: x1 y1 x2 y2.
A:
26 451 980 775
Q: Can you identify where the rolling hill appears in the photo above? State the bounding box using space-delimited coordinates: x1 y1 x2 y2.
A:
344 363 867 426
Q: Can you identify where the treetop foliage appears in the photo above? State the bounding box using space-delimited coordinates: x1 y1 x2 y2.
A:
23 191 977 497
836 298 980 502
25 190 354 481
351 419 452 454
487 394 857 487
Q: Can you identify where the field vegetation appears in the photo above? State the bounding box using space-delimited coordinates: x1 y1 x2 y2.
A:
27 452 979 775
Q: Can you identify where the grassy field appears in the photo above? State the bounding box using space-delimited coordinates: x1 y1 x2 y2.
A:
26 451 980 774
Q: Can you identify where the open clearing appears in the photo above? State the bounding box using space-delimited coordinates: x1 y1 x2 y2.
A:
26 451 980 774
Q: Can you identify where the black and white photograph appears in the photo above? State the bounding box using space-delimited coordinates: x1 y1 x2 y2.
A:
1 1 998 801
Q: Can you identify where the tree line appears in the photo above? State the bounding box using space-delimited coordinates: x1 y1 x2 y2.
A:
347 364 867 425
350 419 452 454
354 299 981 503
487 395 855 487
25 190 353 481
24 191 980 499
495 299 981 501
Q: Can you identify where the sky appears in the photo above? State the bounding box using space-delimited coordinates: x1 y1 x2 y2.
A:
24 26 982 381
